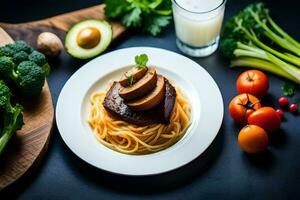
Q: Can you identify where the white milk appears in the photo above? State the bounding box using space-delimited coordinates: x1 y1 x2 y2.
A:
173 0 225 47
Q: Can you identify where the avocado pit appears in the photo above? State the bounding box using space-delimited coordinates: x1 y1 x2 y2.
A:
76 27 101 49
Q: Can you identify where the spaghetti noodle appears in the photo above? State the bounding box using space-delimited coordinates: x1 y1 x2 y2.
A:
88 87 191 155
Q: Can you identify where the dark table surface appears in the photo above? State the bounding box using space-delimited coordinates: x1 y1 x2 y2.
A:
1 0 300 199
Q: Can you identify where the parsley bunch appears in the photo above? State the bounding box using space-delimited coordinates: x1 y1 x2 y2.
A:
104 0 172 36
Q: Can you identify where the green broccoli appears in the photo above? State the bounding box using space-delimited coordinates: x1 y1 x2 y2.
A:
29 50 50 75
0 41 50 97
0 46 14 57
0 58 46 97
8 40 33 54
13 51 29 65
15 61 46 97
0 56 14 76
0 80 24 155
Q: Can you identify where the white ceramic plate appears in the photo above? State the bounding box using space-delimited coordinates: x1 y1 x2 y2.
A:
56 47 223 175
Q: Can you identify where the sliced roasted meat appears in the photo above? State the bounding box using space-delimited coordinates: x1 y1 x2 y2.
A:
119 66 148 87
119 67 157 100
103 77 176 126
127 75 165 111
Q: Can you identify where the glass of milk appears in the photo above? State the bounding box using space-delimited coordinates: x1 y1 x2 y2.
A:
172 0 226 57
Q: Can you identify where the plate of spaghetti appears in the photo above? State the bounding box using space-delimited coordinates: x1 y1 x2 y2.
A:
56 47 223 175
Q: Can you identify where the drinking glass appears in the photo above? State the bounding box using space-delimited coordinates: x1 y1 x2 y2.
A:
172 0 226 57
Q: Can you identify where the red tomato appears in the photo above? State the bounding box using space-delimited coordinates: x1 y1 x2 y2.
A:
248 107 281 133
229 93 261 125
236 70 269 99
238 125 269 154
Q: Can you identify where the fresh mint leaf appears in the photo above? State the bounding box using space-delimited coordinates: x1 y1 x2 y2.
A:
281 82 295 96
122 7 142 27
135 54 148 69
144 15 171 36
104 0 129 18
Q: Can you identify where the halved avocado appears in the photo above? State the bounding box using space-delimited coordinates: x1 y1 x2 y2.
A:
65 19 112 59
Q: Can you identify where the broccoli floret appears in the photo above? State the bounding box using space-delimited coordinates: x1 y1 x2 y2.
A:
0 81 12 109
8 40 33 54
0 46 14 57
0 80 24 155
0 41 50 98
29 50 50 76
0 56 14 76
0 40 33 57
29 50 47 66
13 61 46 97
12 51 29 65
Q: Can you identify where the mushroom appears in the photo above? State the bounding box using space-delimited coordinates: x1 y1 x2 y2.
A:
37 32 63 57
127 75 165 111
119 68 157 100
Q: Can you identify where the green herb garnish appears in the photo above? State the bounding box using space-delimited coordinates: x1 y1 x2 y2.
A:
125 72 135 87
281 82 295 96
104 0 172 36
135 54 148 69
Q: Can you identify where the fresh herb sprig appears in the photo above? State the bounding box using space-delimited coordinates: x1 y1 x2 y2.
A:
125 72 135 87
281 82 295 96
135 54 148 69
123 54 149 87
104 0 172 36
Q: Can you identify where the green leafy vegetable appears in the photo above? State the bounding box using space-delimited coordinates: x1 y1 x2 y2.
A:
104 0 172 36
0 80 24 155
281 82 295 96
0 41 50 97
220 3 300 84
135 54 148 69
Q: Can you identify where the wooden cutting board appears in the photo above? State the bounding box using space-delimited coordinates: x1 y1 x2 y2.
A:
0 4 126 48
0 30 54 190
0 4 126 190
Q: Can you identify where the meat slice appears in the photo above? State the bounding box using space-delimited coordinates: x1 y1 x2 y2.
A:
127 75 165 111
119 67 157 100
103 77 176 126
119 66 148 87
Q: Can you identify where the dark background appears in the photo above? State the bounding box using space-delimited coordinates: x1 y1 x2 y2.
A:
1 0 300 199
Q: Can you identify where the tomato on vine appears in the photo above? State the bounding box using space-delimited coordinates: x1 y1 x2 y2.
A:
229 93 261 125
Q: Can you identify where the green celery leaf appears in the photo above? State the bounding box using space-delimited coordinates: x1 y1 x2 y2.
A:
156 0 172 10
281 82 295 96
153 9 172 16
104 0 129 18
104 0 172 35
144 15 171 36
149 0 163 9
122 7 142 27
